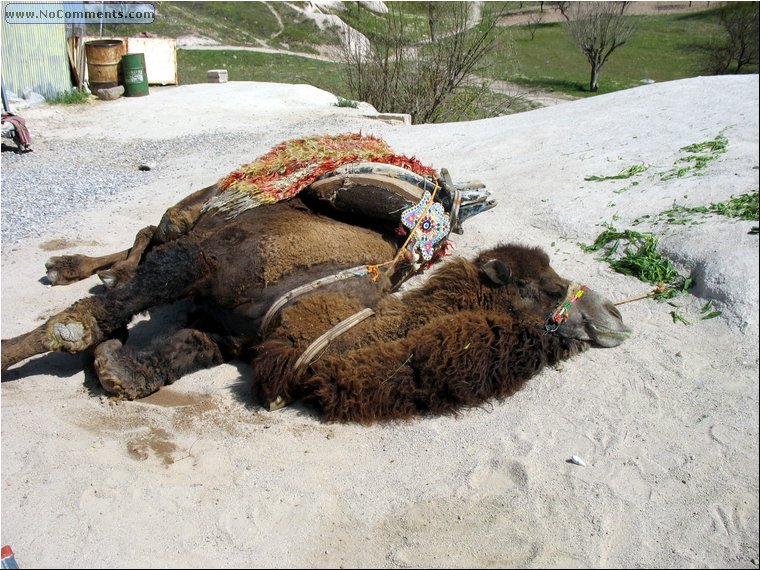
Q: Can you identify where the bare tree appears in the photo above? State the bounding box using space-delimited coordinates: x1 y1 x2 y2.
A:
703 1 759 74
554 1 570 20
428 1 437 42
341 2 508 124
527 7 545 40
561 1 636 92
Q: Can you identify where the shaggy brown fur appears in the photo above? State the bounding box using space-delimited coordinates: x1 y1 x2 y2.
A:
256 311 585 424
253 243 587 423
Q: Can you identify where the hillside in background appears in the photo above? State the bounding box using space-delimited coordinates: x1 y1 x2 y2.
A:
98 1 343 53
90 1 755 118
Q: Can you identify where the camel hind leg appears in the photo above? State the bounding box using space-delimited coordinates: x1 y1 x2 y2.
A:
45 249 130 286
44 184 220 286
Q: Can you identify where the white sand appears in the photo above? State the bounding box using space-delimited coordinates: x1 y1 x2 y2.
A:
1 76 758 568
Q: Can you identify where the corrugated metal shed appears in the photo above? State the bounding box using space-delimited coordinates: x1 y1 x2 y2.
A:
1 1 73 99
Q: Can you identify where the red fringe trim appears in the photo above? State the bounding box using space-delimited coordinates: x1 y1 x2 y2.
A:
218 133 437 202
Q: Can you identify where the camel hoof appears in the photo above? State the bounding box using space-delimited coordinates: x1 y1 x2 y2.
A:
268 395 290 411
94 339 128 397
45 255 86 286
98 271 118 288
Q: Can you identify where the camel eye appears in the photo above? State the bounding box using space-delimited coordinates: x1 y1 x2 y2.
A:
545 283 566 301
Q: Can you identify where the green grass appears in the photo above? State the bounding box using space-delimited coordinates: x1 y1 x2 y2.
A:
177 49 350 98
95 1 340 53
489 10 730 96
47 89 91 105
340 1 491 42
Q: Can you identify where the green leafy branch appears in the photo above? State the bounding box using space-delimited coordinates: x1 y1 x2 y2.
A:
585 133 731 191
579 224 691 300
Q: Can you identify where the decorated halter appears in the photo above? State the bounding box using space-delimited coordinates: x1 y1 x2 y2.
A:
400 188 451 261
366 176 454 282
544 283 588 335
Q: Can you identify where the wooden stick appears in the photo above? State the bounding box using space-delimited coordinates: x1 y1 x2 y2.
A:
614 284 668 306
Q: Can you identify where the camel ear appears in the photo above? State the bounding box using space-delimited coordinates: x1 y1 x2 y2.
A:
481 259 512 286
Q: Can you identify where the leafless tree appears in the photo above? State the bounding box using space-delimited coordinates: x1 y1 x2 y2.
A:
428 2 437 42
554 1 570 20
340 2 508 124
527 7 545 40
702 1 759 74
561 1 636 92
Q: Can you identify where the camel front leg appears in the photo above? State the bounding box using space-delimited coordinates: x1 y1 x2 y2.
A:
1 297 107 370
94 328 224 399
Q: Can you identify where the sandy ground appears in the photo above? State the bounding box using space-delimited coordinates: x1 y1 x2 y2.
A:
1 75 758 568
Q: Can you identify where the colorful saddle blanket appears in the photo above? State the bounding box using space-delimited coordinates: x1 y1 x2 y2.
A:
204 133 437 218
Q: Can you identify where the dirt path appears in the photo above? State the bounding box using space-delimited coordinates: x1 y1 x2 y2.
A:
177 40 338 62
497 1 710 26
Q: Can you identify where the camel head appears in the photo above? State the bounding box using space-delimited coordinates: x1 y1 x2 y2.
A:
538 284 629 348
477 244 631 348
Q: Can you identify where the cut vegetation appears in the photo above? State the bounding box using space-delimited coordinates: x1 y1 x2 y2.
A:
661 133 729 180
633 190 760 231
582 188 758 322
580 224 692 301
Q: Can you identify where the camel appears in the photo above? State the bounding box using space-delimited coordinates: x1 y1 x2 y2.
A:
0 134 630 422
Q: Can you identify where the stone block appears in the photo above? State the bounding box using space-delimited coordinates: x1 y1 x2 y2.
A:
207 69 228 83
